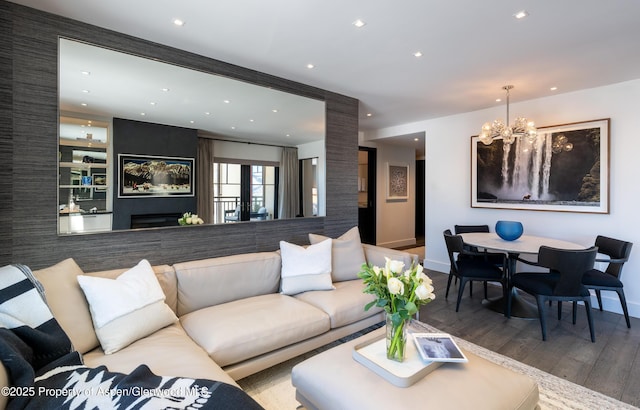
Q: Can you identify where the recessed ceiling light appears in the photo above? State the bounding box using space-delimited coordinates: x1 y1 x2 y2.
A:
366 113 372 117
514 10 529 19
413 51 423 58
204 111 210 115
82 89 90 93
550 86 558 91
272 109 278 113
286 134 291 137
306 63 315 69
140 112 146 116
81 71 90 76
231 126 236 130
496 98 502 102
249 119 254 122
150 102 156 106
81 103 87 106
173 19 185 26
414 138 419 142
353 19 366 28
224 100 231 104
161 88 170 92
190 120 195 124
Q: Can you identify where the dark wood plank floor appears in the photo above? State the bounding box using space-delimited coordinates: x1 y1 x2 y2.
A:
418 270 640 407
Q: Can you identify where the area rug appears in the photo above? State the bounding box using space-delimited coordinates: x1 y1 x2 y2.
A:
238 321 638 410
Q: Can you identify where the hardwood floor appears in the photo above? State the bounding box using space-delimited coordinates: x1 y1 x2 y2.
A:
419 270 640 407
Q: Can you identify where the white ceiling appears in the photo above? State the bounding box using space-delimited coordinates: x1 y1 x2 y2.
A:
10 0 640 155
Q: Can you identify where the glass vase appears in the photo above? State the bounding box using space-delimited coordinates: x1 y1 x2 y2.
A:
385 313 407 362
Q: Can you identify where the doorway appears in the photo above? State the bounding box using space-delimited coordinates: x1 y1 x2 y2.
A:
415 159 425 244
358 147 377 244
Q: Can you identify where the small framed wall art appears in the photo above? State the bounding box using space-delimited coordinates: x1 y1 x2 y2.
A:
386 162 409 201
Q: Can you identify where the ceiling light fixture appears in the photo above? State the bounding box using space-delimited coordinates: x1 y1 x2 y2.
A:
161 88 170 92
173 19 185 26
550 86 558 91
413 51 423 58
353 19 366 28
478 85 537 146
306 63 315 69
81 71 90 76
514 10 529 19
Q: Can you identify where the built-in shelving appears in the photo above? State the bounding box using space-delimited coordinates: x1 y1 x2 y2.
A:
58 116 112 234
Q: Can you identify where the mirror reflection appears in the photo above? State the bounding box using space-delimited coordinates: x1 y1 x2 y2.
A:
58 38 326 234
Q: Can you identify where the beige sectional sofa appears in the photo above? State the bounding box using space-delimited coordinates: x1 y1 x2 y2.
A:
0 236 416 408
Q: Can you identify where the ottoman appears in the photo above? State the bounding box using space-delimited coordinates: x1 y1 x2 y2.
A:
292 328 539 410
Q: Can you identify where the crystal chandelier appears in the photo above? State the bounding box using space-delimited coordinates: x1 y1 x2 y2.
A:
478 85 537 146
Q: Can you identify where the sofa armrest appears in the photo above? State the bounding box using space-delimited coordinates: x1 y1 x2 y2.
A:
362 244 419 268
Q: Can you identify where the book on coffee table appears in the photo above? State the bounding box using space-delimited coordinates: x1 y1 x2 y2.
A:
412 333 468 363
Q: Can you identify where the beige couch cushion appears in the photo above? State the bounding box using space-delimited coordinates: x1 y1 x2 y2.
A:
174 252 281 316
309 226 367 282
33 258 99 354
363 243 418 269
294 280 383 328
82 322 237 387
181 294 330 367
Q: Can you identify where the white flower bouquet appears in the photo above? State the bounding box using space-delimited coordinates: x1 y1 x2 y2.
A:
178 212 204 226
358 257 435 361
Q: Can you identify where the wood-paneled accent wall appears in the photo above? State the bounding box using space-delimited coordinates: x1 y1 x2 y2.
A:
0 1 359 271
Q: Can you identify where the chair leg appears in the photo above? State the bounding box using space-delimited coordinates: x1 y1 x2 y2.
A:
595 289 603 311
616 289 631 328
584 298 596 342
484 282 488 299
502 280 509 318
506 285 513 319
572 301 577 324
456 278 468 312
536 296 548 341
469 281 473 297
445 273 454 299
557 301 562 320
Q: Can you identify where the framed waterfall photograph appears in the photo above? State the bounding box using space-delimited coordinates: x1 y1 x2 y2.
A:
471 118 610 214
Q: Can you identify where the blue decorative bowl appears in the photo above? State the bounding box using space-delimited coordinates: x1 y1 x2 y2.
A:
495 221 523 241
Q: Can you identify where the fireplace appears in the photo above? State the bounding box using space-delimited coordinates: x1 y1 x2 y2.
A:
130 213 182 229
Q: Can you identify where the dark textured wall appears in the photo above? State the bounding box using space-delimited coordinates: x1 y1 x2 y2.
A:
112 118 198 230
0 1 359 271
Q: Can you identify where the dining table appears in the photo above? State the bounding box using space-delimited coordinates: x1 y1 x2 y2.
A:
459 232 587 318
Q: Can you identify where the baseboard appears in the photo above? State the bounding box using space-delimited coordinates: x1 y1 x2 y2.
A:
378 238 416 249
423 259 448 273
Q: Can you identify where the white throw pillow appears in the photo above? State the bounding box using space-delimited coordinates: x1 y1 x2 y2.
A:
279 239 335 295
77 259 177 354
309 226 367 282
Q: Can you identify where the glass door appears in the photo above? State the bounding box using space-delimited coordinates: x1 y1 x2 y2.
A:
214 162 277 223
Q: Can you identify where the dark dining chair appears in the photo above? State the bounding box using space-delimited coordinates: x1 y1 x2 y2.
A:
582 235 633 328
443 230 507 313
454 224 506 296
509 246 598 342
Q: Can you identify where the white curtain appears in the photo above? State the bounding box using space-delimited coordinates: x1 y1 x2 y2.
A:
278 147 299 219
196 138 215 224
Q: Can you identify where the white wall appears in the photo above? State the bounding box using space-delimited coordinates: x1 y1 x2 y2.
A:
375 143 416 248
368 79 640 318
